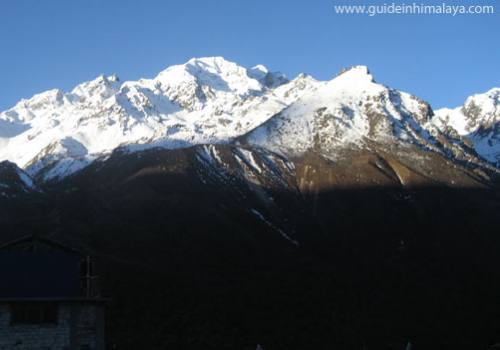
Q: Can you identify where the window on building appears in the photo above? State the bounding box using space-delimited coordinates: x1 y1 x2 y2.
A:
10 302 58 325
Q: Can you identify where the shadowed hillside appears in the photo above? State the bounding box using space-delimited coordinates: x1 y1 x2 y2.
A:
1 146 500 349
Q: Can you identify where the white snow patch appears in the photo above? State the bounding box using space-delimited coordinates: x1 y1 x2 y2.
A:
250 209 299 246
17 169 35 189
235 149 262 173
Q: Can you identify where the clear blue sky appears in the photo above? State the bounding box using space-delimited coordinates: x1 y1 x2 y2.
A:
0 0 498 111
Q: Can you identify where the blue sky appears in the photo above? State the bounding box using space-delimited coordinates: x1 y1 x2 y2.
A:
0 0 498 111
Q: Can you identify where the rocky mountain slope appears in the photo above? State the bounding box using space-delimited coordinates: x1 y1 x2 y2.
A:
1 58 500 349
2 142 499 349
0 56 499 185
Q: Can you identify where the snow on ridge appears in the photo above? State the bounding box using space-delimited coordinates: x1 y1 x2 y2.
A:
1 57 499 181
0 161 38 193
243 65 489 164
235 148 262 174
0 56 314 179
250 208 299 246
433 87 500 135
17 168 35 190
244 65 397 157
432 87 500 164
155 56 270 97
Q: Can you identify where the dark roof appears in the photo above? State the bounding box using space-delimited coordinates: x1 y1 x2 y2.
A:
0 235 83 299
0 234 82 255
0 252 82 299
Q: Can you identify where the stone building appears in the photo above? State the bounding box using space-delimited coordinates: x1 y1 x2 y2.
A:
0 235 105 350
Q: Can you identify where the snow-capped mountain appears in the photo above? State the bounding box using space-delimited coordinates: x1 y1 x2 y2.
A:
433 88 500 164
0 57 319 180
243 66 436 157
2 58 500 350
0 56 498 182
241 66 499 182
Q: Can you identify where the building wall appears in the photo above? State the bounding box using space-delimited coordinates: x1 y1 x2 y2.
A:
0 302 104 350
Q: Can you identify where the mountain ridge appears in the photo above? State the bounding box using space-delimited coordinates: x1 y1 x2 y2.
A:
1 58 500 349
0 57 499 184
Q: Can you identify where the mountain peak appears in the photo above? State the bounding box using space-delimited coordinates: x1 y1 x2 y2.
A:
158 56 245 77
250 64 269 74
71 74 121 101
1 58 498 182
154 56 264 97
465 87 500 111
186 56 235 68
433 86 500 163
335 65 375 83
